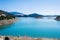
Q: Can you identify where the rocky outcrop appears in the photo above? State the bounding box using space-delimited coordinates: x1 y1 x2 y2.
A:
55 16 60 21
0 10 16 25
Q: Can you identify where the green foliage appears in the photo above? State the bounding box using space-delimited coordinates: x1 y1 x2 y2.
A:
0 10 15 20
0 16 6 20
6 16 14 20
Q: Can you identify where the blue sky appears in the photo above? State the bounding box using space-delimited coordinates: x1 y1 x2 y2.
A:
0 0 60 15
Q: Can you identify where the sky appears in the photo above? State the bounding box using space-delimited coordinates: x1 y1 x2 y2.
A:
0 0 60 15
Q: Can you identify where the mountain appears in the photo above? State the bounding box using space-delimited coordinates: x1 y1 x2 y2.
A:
9 12 22 15
9 12 43 18
9 12 24 17
0 10 14 16
44 15 60 17
0 10 15 20
10 12 28 17
28 13 43 18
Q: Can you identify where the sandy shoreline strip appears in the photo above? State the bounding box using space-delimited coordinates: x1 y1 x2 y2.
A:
0 36 59 40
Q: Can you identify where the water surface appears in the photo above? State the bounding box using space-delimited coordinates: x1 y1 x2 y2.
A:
0 17 60 38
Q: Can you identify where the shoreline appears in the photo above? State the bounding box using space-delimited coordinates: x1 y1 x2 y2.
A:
0 18 17 26
0 36 59 40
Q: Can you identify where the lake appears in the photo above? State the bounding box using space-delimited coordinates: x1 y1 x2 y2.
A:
0 17 60 38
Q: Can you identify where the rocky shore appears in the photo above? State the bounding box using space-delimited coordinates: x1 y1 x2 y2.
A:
0 10 16 25
0 18 16 25
55 16 60 21
0 36 59 40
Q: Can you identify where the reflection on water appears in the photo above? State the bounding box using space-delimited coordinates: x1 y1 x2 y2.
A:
0 23 14 30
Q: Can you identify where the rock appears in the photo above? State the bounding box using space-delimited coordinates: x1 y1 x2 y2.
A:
0 10 16 25
55 16 60 21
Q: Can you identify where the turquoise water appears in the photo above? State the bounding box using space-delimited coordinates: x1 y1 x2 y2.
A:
0 17 60 38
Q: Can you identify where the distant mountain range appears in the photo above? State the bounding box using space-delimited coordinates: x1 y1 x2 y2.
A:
27 13 43 17
0 10 60 21
9 12 60 17
0 10 60 18
9 12 24 17
9 12 43 18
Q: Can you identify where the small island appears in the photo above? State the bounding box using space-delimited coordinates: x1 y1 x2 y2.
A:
0 10 16 25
